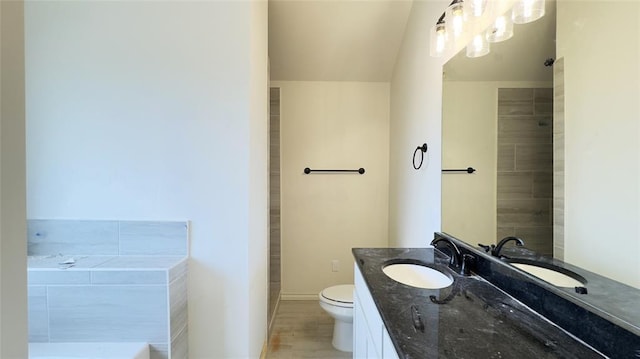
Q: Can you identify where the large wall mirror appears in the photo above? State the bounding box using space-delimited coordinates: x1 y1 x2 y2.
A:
441 0 640 290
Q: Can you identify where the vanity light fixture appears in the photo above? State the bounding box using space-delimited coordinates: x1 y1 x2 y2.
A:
512 0 545 24
429 0 545 58
486 11 514 42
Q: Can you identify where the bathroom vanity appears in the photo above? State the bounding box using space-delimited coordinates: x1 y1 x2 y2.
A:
352 233 640 358
353 260 399 359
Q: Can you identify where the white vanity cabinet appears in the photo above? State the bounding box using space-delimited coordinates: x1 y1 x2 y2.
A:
353 263 400 359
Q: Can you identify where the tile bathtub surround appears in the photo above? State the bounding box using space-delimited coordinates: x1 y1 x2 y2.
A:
27 257 188 359
169 271 188 349
119 221 188 255
28 220 189 256
28 286 48 342
29 342 150 359
28 220 119 256
47 285 169 343
27 220 189 359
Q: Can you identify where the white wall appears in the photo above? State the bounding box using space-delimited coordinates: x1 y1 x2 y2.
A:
442 81 552 245
248 1 268 353
0 1 28 357
25 1 268 357
557 1 640 288
388 0 516 248
388 0 446 247
274 81 389 297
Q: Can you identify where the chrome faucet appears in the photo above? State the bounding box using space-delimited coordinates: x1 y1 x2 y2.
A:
492 236 525 257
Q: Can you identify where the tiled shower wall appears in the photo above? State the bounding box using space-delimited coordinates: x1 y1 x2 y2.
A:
553 59 565 260
269 88 281 328
497 88 554 256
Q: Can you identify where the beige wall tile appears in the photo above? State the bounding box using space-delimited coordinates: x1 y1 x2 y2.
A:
514 227 553 256
498 116 552 145
533 172 553 199
515 145 553 171
534 88 554 115
498 144 515 171
497 199 552 227
497 227 516 242
497 173 533 200
498 88 534 115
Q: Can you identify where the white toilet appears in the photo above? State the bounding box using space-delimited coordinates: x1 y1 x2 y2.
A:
318 284 355 352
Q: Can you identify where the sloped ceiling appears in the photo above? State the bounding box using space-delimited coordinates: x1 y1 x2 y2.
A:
268 0 414 82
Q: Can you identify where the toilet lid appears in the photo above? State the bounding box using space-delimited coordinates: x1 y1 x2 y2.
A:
321 284 354 304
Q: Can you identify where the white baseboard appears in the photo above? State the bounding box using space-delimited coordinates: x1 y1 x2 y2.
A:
280 293 318 301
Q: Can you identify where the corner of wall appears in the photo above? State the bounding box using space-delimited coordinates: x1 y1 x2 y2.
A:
0 0 28 356
388 1 446 248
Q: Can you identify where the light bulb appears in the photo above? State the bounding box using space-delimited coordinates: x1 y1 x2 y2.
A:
469 0 487 17
467 33 490 58
512 0 545 24
436 28 446 52
451 5 464 36
430 23 449 57
446 2 468 39
486 12 514 42
524 0 536 18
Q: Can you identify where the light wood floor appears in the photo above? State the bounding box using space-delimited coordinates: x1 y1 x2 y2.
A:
267 300 352 359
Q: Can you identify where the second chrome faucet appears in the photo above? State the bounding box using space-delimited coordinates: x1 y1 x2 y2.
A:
479 236 525 258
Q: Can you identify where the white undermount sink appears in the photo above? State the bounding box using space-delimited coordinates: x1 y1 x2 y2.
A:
512 263 585 288
382 263 453 289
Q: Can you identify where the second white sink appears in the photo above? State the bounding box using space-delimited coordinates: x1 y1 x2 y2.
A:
512 263 585 288
382 263 453 289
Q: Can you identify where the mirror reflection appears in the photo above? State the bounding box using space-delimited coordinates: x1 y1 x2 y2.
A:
441 0 639 289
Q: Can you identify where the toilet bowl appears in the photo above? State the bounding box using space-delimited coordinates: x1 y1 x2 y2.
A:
318 284 354 352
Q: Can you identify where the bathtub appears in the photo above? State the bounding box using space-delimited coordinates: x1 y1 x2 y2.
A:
29 342 149 359
27 219 189 359
28 255 188 359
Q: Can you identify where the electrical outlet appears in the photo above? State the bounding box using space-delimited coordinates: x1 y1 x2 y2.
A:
332 260 340 272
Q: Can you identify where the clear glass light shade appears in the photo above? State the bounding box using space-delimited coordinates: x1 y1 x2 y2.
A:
446 2 468 40
468 0 488 17
466 33 490 58
430 23 449 57
512 0 545 24
486 13 514 42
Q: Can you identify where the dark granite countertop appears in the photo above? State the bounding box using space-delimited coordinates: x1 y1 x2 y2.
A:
499 246 640 338
353 247 605 359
